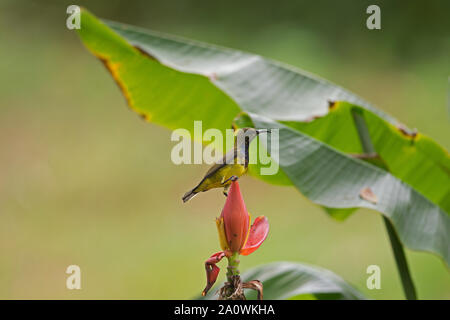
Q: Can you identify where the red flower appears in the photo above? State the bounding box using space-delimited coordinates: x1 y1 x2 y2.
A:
202 181 269 296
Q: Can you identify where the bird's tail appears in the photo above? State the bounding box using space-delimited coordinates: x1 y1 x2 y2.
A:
182 189 198 203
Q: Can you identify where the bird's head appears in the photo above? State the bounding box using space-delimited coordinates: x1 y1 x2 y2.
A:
234 127 271 145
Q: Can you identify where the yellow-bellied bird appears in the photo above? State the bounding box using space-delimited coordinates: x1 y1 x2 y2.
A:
182 128 269 202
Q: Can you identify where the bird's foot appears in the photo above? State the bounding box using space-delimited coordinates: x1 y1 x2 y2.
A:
224 175 239 184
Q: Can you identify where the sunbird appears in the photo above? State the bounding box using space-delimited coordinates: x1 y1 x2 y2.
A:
182 128 270 202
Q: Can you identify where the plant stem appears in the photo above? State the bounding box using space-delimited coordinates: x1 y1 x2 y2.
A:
220 252 244 300
226 252 240 282
351 108 417 300
382 216 417 299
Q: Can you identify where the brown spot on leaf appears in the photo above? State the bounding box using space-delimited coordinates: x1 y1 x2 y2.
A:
209 72 218 81
359 187 378 204
328 100 337 110
302 114 323 123
397 124 418 139
133 46 158 61
140 113 151 122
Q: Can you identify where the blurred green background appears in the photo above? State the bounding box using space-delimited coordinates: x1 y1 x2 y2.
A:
0 0 449 299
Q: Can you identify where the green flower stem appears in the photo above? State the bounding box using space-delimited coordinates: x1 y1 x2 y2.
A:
352 109 417 300
226 252 241 282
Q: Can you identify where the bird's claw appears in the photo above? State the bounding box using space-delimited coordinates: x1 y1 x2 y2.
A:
224 175 239 184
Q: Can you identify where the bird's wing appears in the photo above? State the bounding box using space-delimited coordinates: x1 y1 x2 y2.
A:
204 148 236 178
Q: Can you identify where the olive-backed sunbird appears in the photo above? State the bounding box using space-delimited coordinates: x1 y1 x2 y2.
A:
182 128 269 202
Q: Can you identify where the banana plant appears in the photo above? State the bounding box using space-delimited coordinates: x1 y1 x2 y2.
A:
75 9 450 299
